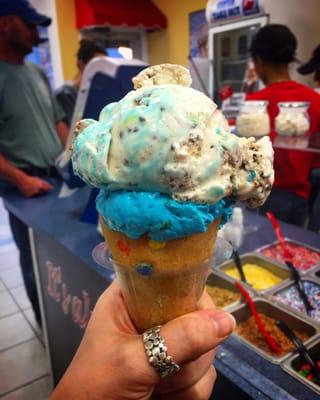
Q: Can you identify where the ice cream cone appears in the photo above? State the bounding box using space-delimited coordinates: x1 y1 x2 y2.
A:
72 64 274 333
101 218 220 332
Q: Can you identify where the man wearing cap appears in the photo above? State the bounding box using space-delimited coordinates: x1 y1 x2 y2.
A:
298 45 320 93
0 0 68 325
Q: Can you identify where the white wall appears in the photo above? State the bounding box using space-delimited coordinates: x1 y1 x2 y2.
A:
30 0 63 89
264 0 320 86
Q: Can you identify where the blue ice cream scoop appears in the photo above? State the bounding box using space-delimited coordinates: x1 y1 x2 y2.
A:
97 190 232 241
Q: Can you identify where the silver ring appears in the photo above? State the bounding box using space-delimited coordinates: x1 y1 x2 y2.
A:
143 325 180 378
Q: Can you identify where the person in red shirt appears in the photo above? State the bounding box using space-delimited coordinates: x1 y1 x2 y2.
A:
247 24 320 227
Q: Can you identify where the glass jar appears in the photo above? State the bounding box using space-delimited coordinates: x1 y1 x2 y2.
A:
236 101 270 138
275 102 310 148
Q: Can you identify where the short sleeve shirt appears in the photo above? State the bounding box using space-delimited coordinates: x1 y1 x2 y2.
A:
247 81 320 199
0 60 64 168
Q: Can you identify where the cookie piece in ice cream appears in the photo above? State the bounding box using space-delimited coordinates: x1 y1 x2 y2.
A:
232 136 274 208
132 64 192 89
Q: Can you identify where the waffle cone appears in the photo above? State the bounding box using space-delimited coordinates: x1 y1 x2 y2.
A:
101 219 220 332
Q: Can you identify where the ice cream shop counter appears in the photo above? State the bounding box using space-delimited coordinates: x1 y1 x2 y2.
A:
2 180 320 400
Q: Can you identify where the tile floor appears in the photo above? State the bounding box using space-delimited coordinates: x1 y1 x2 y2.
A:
0 200 52 399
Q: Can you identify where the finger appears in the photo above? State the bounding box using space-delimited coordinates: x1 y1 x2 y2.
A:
154 349 214 394
162 365 216 400
160 309 235 365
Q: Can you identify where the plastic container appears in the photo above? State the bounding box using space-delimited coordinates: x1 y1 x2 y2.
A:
236 101 270 138
275 102 310 148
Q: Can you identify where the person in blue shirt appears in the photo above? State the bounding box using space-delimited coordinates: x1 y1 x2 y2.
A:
0 0 68 325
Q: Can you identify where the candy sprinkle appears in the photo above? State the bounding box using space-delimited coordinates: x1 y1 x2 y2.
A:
148 240 166 250
136 263 154 276
117 238 131 256
275 281 320 321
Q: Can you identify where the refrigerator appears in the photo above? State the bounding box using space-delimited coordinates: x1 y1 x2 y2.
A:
208 15 268 104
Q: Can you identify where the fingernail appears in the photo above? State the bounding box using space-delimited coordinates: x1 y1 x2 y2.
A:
211 312 236 337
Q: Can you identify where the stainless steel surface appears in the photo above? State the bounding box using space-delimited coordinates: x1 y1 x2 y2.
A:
206 271 246 310
267 277 320 327
256 238 320 275
281 337 320 395
230 298 319 364
312 268 320 281
217 253 291 295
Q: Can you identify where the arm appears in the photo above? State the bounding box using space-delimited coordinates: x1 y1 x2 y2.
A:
56 120 69 147
0 153 28 187
0 154 53 197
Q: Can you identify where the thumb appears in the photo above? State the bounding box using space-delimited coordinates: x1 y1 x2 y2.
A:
124 305 236 387
160 309 236 365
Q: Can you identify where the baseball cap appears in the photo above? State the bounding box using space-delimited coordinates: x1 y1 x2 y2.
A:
297 45 320 75
0 0 51 27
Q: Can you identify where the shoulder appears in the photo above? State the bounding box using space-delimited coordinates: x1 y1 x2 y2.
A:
25 61 43 73
298 88 320 122
25 61 47 79
293 81 320 99
246 87 271 100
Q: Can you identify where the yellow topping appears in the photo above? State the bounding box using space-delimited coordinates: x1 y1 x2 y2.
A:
225 263 283 291
148 240 166 250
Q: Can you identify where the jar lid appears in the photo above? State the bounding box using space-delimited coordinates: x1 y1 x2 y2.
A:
240 100 269 112
278 101 310 108
242 100 269 107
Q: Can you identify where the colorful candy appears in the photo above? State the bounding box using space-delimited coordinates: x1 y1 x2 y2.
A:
275 281 320 321
297 361 320 386
116 238 131 256
136 263 154 276
225 263 283 291
260 242 320 272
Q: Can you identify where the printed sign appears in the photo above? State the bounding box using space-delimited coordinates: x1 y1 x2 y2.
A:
206 0 264 25
46 261 91 330
33 229 110 385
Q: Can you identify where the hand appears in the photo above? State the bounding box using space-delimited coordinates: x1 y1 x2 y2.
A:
17 174 53 197
51 281 236 400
